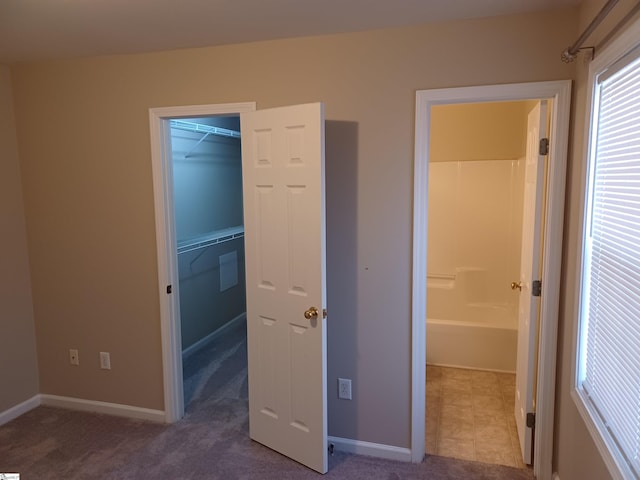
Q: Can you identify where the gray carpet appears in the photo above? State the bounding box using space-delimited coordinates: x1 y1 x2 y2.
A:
0 320 534 479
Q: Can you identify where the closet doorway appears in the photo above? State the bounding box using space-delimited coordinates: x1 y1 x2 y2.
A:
170 115 247 410
149 102 256 421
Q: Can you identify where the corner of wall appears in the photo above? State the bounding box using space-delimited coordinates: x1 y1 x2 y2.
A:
0 65 40 413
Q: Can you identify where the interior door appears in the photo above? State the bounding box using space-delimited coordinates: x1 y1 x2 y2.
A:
514 100 548 465
240 103 328 474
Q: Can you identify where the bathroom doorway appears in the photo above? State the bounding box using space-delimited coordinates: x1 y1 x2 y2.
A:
411 81 571 479
424 100 538 469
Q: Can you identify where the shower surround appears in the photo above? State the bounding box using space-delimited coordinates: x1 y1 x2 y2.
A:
426 159 524 372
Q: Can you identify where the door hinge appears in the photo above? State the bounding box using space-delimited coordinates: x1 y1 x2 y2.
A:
532 280 542 297
526 412 536 428
539 138 549 156
166 285 172 294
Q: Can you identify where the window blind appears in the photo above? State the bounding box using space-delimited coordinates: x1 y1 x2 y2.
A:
581 51 640 479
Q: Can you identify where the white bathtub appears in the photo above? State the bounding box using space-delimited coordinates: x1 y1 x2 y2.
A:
426 269 518 372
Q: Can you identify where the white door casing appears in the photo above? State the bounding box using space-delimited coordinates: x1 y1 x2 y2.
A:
240 103 328 474
413 81 571 480
514 100 548 465
149 102 256 424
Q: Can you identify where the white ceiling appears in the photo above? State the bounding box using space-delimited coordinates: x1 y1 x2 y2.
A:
0 0 581 64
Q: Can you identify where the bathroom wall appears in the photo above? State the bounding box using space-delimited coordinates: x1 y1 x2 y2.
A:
428 102 530 315
430 102 531 163
172 117 246 350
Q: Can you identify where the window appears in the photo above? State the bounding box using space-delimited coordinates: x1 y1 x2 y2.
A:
576 30 640 480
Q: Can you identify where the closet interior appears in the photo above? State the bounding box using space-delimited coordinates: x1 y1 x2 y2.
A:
170 115 247 407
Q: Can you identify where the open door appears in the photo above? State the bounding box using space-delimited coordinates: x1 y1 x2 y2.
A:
240 103 328 474
514 100 548 465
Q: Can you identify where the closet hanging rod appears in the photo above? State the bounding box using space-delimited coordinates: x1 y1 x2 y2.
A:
170 119 241 139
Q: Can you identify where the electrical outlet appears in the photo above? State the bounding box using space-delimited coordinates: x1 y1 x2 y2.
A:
100 352 111 370
338 378 352 400
69 349 79 365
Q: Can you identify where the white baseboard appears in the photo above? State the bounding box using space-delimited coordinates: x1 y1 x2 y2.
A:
0 395 41 426
40 394 165 423
182 312 246 359
328 435 412 462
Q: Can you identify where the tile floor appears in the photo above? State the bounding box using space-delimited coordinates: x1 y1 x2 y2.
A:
426 365 529 469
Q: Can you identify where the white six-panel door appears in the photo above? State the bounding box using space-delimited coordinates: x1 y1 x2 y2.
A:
240 103 328 474
514 100 548 465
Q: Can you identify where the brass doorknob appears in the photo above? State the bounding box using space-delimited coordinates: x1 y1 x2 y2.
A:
304 307 319 320
511 281 523 291
304 307 327 320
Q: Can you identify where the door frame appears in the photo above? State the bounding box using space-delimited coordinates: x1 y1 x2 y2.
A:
149 102 256 423
411 81 571 479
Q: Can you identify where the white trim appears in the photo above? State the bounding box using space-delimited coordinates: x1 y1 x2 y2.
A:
182 312 246 359
535 80 572 480
328 436 412 462
413 81 572 480
571 14 640 480
40 394 165 423
149 102 256 424
410 90 429 462
0 395 41 426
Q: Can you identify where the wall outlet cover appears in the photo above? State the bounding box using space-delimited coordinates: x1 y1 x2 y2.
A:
69 349 79 366
338 378 352 400
100 352 111 370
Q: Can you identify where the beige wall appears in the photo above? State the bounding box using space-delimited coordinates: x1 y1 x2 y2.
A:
554 1 640 479
0 66 39 412
10 9 576 448
430 102 530 162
